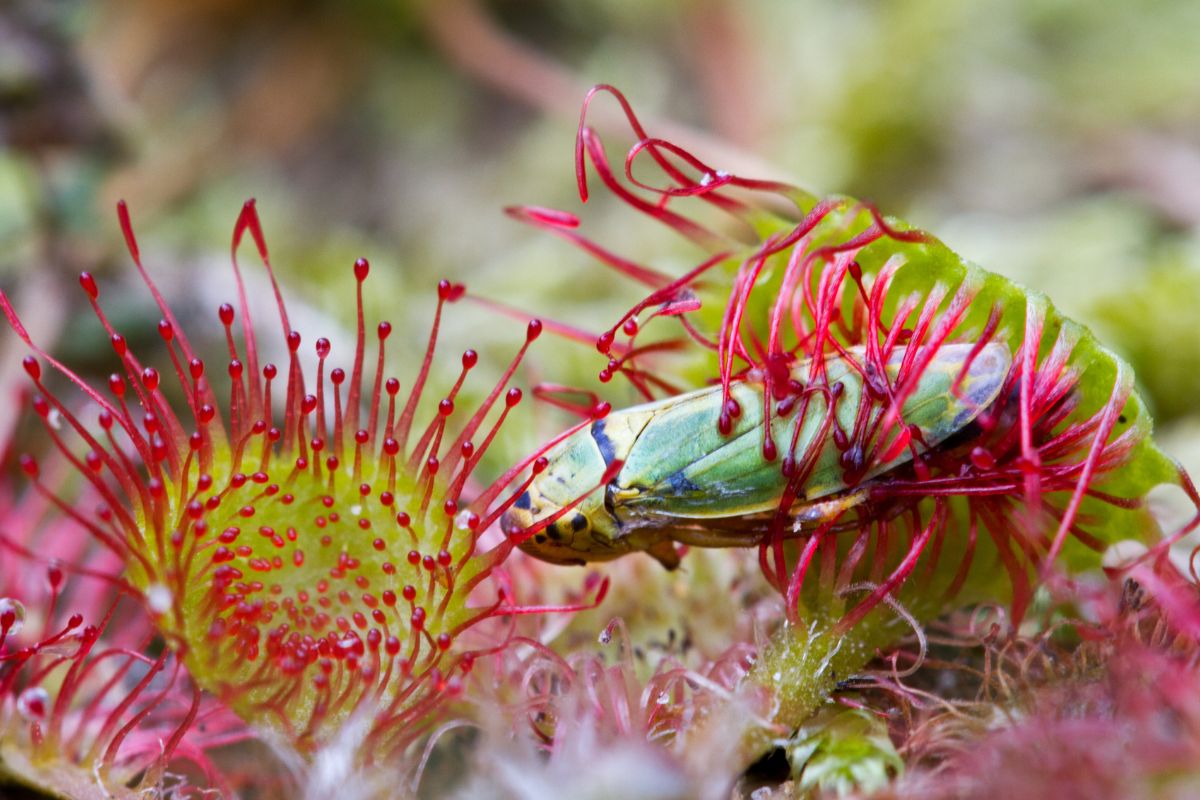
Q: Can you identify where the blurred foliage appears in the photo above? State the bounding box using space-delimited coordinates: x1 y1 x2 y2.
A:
1093 263 1200 423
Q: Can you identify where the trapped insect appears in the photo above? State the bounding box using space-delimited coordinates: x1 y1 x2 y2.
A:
503 342 1011 569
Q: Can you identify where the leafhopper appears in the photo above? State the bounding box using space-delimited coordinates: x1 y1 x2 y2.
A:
503 343 1010 568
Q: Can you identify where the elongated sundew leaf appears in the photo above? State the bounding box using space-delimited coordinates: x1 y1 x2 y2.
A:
525 86 1196 768
688 195 1186 759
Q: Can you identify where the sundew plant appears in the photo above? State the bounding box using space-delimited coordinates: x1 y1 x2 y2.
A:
499 85 1200 787
0 199 612 797
2 86 1199 799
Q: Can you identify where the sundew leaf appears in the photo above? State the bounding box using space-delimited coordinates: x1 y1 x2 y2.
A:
670 189 1191 755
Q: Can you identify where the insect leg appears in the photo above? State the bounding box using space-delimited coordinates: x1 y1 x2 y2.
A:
790 489 870 531
669 525 765 548
646 538 682 570
666 488 872 549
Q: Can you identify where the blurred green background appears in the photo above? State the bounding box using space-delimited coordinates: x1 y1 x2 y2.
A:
2 0 1199 475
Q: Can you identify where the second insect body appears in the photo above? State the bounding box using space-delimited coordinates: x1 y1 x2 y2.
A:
504 343 1011 568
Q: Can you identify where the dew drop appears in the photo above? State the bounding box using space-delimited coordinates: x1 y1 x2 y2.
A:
0 597 26 637
79 271 98 299
970 446 996 471
596 330 615 354
17 686 49 720
147 584 173 614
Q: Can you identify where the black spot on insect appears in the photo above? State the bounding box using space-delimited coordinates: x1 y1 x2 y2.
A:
590 419 617 466
1119 415 1128 424
665 471 701 497
546 525 563 541
571 514 588 532
514 491 532 510
534 534 547 544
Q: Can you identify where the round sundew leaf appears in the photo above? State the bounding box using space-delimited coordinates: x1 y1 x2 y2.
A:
0 202 549 770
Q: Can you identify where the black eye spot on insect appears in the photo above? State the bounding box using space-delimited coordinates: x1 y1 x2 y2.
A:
570 513 588 532
534 534 548 544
